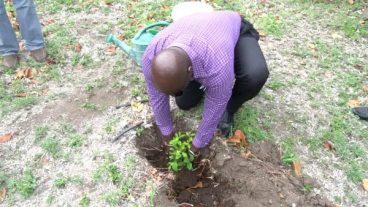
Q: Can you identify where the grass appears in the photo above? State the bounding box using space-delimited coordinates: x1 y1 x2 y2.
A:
53 177 67 188
81 102 99 110
68 134 84 148
234 106 271 142
46 194 55 205
0 80 39 117
256 14 285 37
79 195 91 207
34 125 49 143
9 169 37 198
281 137 298 165
43 22 76 63
104 117 119 134
41 136 61 158
93 162 122 184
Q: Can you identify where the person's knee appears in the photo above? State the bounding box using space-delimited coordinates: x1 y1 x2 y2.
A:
13 0 34 9
175 98 195 111
248 63 269 88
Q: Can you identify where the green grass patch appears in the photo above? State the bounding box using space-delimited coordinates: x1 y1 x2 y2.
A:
104 117 119 134
257 14 285 37
93 162 122 184
41 136 61 158
81 102 99 110
43 22 76 62
234 106 271 142
54 177 67 188
68 134 84 148
281 137 298 165
9 168 37 198
34 125 49 143
79 195 91 207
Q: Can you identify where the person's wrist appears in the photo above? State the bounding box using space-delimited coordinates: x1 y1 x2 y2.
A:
189 144 200 157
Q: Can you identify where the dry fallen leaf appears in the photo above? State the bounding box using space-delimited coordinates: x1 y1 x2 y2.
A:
131 101 144 112
323 140 334 151
292 160 302 177
190 181 203 189
0 133 13 143
363 179 368 191
15 92 27 97
75 43 82 53
227 130 248 147
105 45 117 54
178 203 194 207
241 150 252 160
363 86 368 92
15 67 37 79
0 187 6 203
347 99 360 108
347 0 354 4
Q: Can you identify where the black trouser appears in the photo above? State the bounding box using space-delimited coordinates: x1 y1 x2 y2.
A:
176 17 269 115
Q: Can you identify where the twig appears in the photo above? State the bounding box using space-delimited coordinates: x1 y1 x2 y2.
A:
112 121 143 142
115 99 148 109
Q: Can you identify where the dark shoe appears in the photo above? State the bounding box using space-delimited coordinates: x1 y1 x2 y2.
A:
2 54 19 68
30 47 46 62
217 110 234 137
352 107 368 120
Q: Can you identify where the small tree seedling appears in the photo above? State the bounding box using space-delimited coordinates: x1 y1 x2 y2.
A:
168 132 195 172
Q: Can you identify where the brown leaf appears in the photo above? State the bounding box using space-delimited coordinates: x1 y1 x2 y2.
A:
46 57 56 65
0 133 13 143
75 43 82 53
292 160 302 177
105 45 117 54
227 130 248 147
42 88 49 95
363 179 368 191
363 86 368 92
15 68 37 79
347 0 354 4
162 5 169 10
15 92 27 97
0 187 6 203
260 0 267 4
190 181 203 189
178 203 194 207
347 99 360 108
323 140 334 150
241 150 252 159
353 64 363 70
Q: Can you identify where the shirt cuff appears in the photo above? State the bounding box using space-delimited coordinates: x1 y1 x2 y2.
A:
159 124 174 136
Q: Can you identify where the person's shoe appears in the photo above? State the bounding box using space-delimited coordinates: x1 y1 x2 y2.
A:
217 110 234 137
2 54 19 68
352 107 368 120
30 48 46 62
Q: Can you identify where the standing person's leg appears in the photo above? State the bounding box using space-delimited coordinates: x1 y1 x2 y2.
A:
175 81 204 110
13 0 45 61
0 0 20 67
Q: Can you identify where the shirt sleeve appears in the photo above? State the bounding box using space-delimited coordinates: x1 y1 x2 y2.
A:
141 55 173 136
192 61 234 148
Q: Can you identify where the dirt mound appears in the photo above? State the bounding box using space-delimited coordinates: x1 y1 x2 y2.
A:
135 120 335 207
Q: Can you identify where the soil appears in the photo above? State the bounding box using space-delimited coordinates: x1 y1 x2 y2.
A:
136 119 336 207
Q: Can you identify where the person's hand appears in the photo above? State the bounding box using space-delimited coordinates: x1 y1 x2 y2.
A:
189 144 213 163
161 131 174 154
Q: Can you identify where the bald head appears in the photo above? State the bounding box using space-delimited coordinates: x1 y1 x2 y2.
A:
152 47 192 95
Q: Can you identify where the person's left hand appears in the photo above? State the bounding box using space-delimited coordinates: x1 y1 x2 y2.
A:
189 144 212 162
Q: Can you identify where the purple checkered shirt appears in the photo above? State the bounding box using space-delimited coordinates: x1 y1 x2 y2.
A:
142 11 241 148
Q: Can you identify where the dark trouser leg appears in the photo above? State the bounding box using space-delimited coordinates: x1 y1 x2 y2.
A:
226 35 269 115
175 81 204 110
